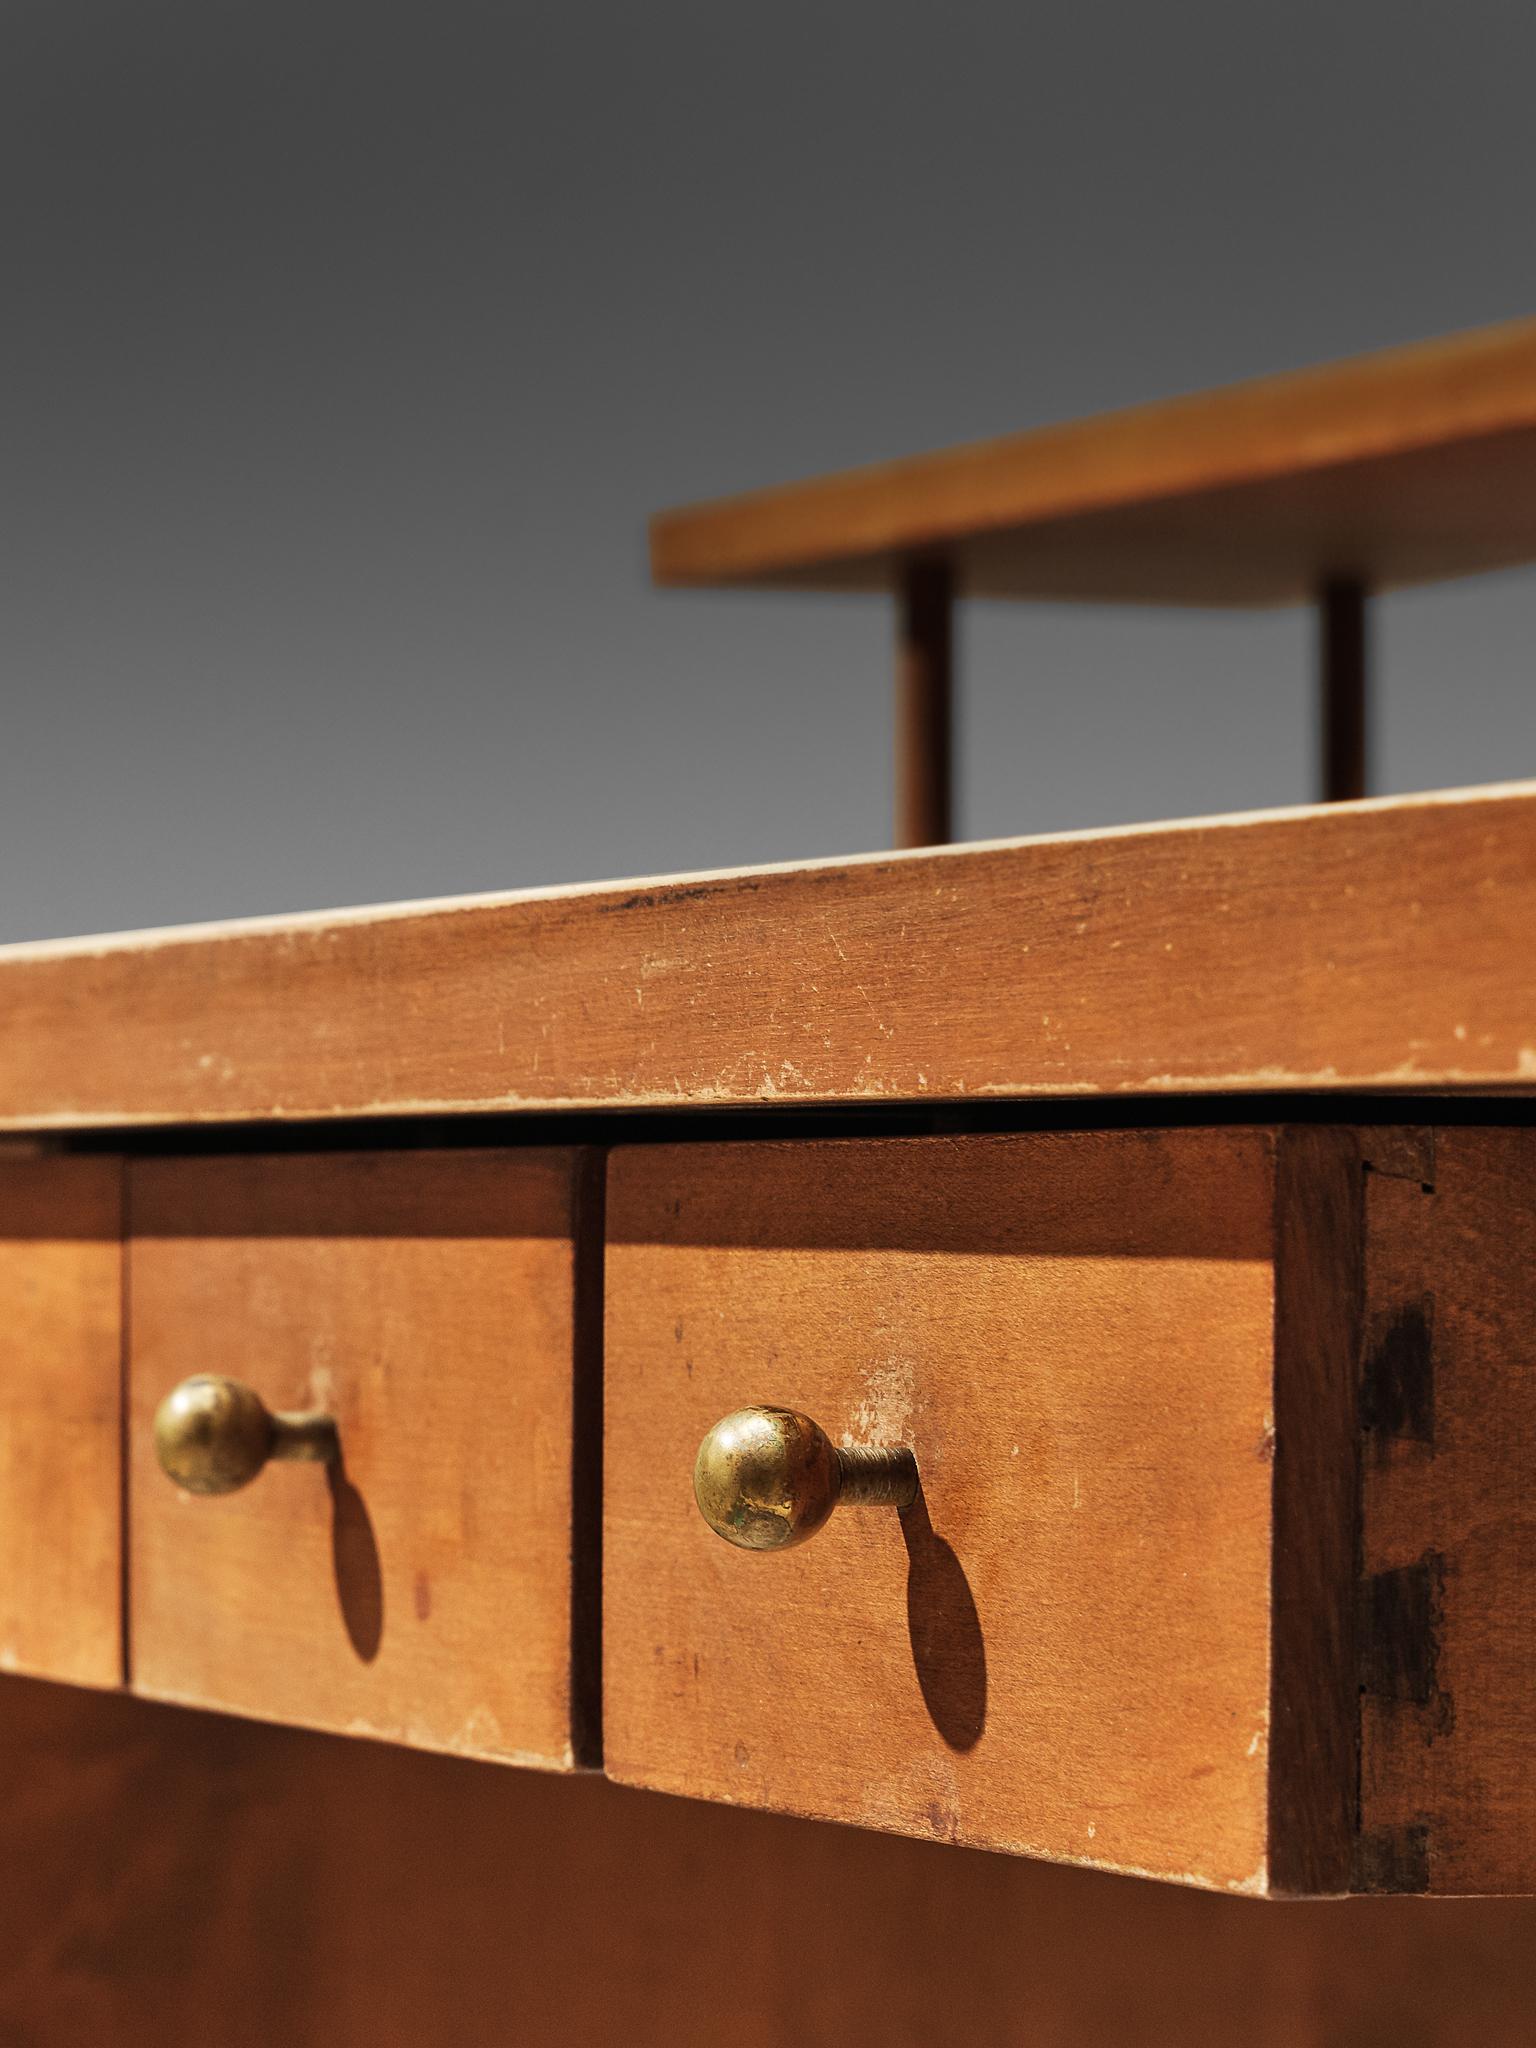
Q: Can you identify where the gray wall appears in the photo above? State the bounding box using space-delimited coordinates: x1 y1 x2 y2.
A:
4 1 1534 944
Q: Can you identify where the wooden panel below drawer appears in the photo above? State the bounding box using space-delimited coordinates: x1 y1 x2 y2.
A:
3 1674 1536 2048
0 1155 122 1688
605 1129 1339 1894
128 1149 594 1768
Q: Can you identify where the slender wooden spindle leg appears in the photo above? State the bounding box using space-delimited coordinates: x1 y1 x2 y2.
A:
896 559 955 847
1319 577 1369 802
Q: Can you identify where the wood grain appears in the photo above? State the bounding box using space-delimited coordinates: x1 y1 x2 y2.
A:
0 1156 123 1688
127 1150 589 1768
1358 1127 1536 1893
652 316 1536 604
4 1674 1535 2048
605 1130 1293 1891
1267 1127 1362 1895
2 782 1535 1128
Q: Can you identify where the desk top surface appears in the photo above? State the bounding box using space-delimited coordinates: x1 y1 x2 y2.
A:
651 318 1536 606
2 781 1534 1129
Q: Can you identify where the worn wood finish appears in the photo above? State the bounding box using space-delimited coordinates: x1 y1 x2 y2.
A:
4 1675 1535 2048
605 1128 1363 1894
652 317 1536 604
1358 1127 1536 1893
0 1156 123 1689
128 1150 591 1767
2 782 1535 1129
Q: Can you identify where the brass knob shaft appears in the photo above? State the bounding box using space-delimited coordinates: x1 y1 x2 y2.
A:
694 1406 917 1552
154 1375 338 1497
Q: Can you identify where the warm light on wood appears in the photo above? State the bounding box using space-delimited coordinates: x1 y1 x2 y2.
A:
652 316 1536 605
2 785 1535 1126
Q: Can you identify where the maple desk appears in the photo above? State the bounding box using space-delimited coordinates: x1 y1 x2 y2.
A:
6 316 1536 2042
2 780 1534 1916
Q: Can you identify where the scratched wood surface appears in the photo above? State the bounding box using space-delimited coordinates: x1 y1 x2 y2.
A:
0 1157 123 1689
652 317 1536 604
1358 1127 1536 1893
2 784 1535 1128
5 1675 1533 2048
128 1150 594 1768
604 1129 1341 1893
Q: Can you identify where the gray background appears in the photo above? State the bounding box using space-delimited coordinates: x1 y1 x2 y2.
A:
4 1 1534 945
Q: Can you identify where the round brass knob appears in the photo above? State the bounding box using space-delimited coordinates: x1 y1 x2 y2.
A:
154 1375 339 1497
694 1406 918 1552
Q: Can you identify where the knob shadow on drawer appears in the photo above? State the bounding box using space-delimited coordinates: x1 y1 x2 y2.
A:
603 1127 1356 1897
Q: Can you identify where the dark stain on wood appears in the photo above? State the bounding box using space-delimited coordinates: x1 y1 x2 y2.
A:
599 880 764 916
1362 1128 1436 1188
1360 1299 1435 1451
1359 1553 1454 1734
1353 1822 1430 1893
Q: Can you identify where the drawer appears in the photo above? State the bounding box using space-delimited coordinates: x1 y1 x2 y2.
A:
0 1156 122 1688
604 1128 1357 1894
128 1149 597 1768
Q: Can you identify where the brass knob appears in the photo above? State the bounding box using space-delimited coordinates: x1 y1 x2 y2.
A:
154 1375 338 1497
694 1406 917 1552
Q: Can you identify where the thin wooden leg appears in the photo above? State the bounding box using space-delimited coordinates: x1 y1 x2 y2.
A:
1319 578 1369 802
896 559 955 847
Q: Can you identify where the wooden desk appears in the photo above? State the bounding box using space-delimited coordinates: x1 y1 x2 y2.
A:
6 326 1536 2039
1 782 1532 1919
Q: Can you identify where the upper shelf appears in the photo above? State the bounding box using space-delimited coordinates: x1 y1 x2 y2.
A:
650 317 1536 607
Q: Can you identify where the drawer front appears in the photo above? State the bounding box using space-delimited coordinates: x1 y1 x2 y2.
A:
605 1130 1286 1890
0 1156 122 1688
129 1150 592 1768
